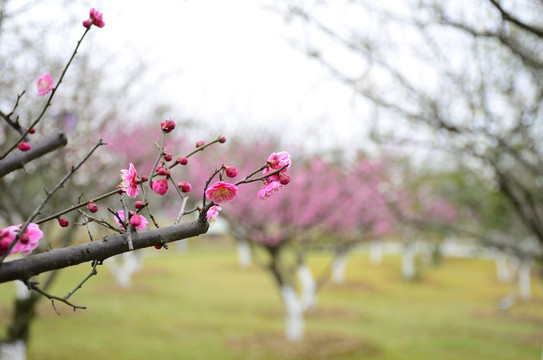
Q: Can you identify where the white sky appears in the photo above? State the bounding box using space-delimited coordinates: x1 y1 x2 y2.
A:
96 0 370 153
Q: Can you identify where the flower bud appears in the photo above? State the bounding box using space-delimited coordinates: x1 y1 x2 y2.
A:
134 201 145 210
28 128 36 134
177 157 188 165
163 152 173 162
219 135 226 143
225 166 238 178
130 214 142 227
279 173 291 185
87 201 99 213
195 140 205 148
178 181 192 193
160 120 176 133
58 217 69 227
141 175 148 182
17 142 31 151
158 168 170 176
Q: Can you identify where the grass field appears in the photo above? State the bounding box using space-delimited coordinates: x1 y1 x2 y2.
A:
1 238 542 359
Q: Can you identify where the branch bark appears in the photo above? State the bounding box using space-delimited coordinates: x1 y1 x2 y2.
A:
0 130 67 178
0 218 209 283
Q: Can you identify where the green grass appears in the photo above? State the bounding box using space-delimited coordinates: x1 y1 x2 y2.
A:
1 239 542 359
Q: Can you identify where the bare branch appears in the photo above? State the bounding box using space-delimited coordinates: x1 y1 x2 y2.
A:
0 218 209 283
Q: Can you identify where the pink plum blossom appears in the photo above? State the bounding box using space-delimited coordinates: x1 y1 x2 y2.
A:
115 211 148 230
263 151 291 183
206 181 238 204
0 223 43 256
257 181 282 200
120 163 140 198
83 8 105 28
206 205 222 224
37 73 53 96
151 178 169 195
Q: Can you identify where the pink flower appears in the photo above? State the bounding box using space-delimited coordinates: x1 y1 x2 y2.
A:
257 181 282 200
115 211 148 230
37 73 53 96
264 151 292 183
0 223 43 256
83 8 105 28
266 151 291 172
120 163 140 198
151 178 169 195
206 205 222 224
206 181 238 204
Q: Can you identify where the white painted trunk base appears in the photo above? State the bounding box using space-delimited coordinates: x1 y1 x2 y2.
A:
236 241 251 268
518 259 532 301
370 241 382 265
280 286 304 341
494 252 512 283
402 243 416 280
105 251 144 288
297 264 317 310
0 340 26 360
332 254 347 284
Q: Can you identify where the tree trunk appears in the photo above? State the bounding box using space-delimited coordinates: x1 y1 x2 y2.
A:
518 259 532 301
495 251 512 283
402 242 417 280
332 252 347 284
370 240 382 265
236 240 251 268
105 251 144 289
280 285 304 341
0 340 26 360
297 264 316 311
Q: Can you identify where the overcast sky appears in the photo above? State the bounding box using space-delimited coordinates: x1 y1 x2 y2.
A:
94 0 370 154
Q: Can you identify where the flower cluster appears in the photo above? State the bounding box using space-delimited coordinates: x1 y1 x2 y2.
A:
83 8 105 29
258 151 291 200
0 223 43 256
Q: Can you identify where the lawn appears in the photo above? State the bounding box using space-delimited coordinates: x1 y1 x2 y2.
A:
0 238 542 359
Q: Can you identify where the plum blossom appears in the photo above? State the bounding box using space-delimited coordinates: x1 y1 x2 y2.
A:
151 178 169 195
83 8 105 28
120 163 140 198
206 205 222 224
37 73 53 96
257 181 282 200
206 181 238 204
0 223 43 256
115 211 148 230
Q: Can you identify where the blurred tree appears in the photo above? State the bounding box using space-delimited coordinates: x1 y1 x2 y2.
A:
277 0 543 255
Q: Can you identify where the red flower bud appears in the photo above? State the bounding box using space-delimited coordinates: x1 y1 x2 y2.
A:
58 217 69 227
87 201 99 213
178 181 192 193
134 201 145 210
158 168 170 176
160 120 176 133
28 128 36 134
17 142 31 151
163 152 173 162
225 166 238 178
219 135 226 143
195 140 205 148
140 175 148 182
177 157 188 165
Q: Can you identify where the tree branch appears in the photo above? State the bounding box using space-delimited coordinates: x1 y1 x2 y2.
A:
0 130 67 178
0 218 209 283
